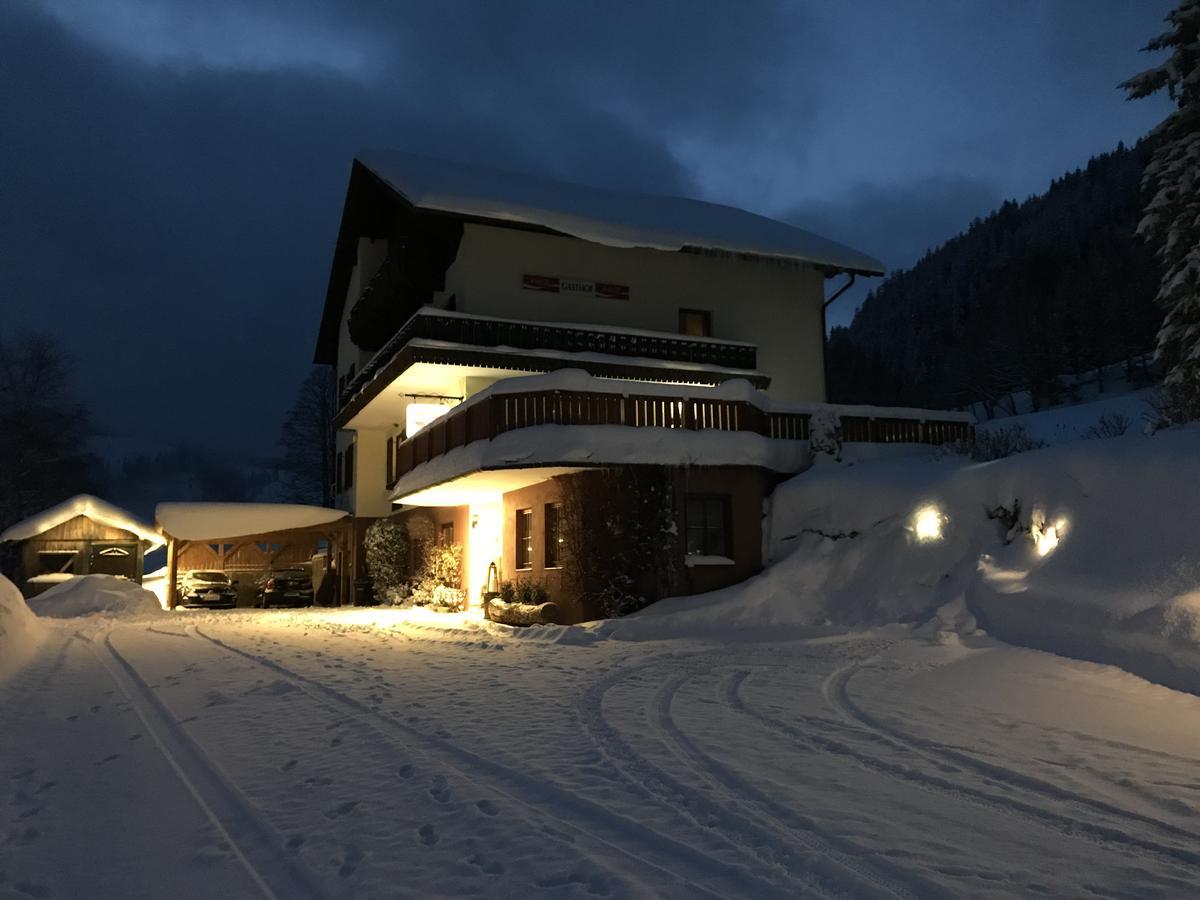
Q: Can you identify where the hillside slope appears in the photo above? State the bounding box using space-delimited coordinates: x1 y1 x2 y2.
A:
828 142 1161 412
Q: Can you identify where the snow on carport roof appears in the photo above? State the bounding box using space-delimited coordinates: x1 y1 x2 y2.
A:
357 150 886 275
155 503 348 542
1 494 163 548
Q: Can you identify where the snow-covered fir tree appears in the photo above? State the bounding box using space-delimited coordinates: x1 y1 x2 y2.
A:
1123 0 1200 421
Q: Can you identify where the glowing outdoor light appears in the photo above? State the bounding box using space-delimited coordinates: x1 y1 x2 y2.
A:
405 402 451 438
1031 511 1066 557
912 504 945 542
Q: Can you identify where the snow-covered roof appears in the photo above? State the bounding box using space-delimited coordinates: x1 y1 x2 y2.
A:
357 150 886 275
0 495 164 548
155 503 348 541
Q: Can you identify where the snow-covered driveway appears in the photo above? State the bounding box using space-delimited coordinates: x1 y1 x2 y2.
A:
3 610 1199 898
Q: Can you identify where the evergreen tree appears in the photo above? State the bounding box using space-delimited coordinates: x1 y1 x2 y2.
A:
0 332 103 529
277 367 337 506
826 143 1162 411
1122 0 1200 422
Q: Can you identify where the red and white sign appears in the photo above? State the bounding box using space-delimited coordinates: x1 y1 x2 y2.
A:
521 274 629 300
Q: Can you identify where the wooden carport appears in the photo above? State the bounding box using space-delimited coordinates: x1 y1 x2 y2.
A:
155 503 354 611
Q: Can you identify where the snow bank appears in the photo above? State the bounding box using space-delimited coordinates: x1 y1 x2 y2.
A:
619 427 1200 693
0 575 45 681
28 575 165 619
358 150 885 274
156 502 347 540
0 494 163 547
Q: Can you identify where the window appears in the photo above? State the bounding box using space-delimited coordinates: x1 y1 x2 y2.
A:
440 522 454 546
678 308 712 337
544 502 563 568
385 435 394 486
515 508 533 569
343 441 355 491
685 495 730 557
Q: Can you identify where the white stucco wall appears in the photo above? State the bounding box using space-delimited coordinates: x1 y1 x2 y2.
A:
440 224 829 402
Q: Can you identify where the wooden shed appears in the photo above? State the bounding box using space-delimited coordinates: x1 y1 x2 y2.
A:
0 495 164 597
155 503 353 609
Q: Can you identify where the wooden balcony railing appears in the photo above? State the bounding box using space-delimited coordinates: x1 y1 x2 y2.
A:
340 308 762 412
387 389 974 489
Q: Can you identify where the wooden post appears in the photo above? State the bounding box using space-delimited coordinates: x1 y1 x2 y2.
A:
166 536 179 611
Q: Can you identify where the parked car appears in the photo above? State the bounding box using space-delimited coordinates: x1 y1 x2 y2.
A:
177 570 238 609
255 568 314 608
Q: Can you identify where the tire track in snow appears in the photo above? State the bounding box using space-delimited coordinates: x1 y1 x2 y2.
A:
718 665 1200 869
192 625 761 899
822 663 1200 846
646 668 954 900
93 630 325 900
578 651 941 899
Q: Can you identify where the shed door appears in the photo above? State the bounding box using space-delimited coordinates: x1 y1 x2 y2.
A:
89 543 138 579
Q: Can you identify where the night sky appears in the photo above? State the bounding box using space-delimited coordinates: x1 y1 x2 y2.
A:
1 1 1174 458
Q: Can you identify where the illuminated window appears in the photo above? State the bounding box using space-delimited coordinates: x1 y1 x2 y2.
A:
515 508 533 570
685 495 729 557
545 502 563 568
679 308 712 337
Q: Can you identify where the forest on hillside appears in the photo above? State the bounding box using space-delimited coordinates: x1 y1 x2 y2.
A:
826 142 1162 416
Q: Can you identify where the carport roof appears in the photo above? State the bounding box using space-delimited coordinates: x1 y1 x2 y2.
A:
155 503 348 542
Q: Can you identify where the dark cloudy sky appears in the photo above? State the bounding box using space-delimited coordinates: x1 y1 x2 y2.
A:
1 0 1175 458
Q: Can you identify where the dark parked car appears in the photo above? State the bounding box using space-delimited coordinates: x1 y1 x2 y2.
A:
177 571 238 609
255 568 314 608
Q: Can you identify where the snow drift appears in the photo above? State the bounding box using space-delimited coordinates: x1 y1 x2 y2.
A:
28 575 165 619
624 427 1200 693
0 574 46 680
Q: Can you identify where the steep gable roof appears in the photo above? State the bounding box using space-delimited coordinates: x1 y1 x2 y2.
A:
357 150 885 274
0 495 163 548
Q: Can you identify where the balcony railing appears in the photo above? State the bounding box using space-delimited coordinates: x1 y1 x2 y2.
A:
387 388 974 489
339 308 763 413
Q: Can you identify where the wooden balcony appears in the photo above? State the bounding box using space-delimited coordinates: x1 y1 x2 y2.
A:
338 308 765 420
387 388 975 489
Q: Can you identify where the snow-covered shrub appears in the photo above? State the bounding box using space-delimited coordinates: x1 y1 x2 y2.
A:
363 517 412 603
1085 413 1132 439
410 542 463 610
499 579 550 605
559 467 677 619
971 423 1046 460
809 409 843 459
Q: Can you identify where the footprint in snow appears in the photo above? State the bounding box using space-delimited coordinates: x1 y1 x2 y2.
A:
324 800 359 819
418 824 438 846
396 764 414 779
338 844 364 879
281 759 298 772
285 834 306 850
35 782 55 794
96 754 120 766
9 770 35 781
329 736 343 748
15 881 50 898
129 734 142 742
475 799 498 817
429 776 451 804
467 853 505 876
65 714 78 722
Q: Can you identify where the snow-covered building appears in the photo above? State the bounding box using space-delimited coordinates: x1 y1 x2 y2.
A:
0 495 164 597
316 152 971 619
